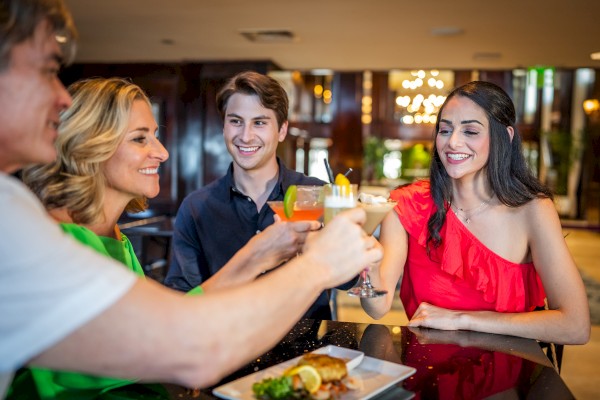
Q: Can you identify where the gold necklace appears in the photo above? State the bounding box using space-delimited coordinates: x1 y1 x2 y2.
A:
450 197 493 224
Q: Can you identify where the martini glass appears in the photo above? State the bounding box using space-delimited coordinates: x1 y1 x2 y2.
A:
347 199 398 298
267 185 324 222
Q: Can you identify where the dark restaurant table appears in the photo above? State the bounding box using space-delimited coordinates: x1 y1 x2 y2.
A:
92 319 574 399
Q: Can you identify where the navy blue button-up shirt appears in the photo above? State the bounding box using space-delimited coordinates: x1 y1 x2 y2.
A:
165 159 337 319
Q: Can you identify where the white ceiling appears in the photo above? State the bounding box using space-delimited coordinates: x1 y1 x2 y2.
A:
65 0 600 71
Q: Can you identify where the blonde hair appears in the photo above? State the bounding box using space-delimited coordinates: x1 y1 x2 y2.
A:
23 77 152 224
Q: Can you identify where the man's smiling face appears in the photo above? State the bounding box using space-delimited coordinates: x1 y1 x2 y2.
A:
222 93 287 173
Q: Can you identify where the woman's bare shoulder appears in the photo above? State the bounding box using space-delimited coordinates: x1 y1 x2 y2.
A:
518 197 562 233
520 197 556 216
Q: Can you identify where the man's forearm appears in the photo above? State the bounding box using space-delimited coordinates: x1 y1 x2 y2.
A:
30 259 326 388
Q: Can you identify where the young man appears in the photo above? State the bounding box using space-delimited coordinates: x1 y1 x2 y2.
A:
165 71 340 319
0 0 381 396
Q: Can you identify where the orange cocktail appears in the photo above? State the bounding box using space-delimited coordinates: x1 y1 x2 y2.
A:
267 185 324 222
267 201 324 222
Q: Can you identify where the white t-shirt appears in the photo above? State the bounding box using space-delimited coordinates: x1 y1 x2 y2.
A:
0 174 137 395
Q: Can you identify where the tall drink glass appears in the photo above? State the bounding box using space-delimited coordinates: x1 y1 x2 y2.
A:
323 184 358 224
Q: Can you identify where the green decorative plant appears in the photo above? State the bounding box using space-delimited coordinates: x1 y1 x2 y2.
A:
543 130 584 196
400 143 431 179
363 137 390 182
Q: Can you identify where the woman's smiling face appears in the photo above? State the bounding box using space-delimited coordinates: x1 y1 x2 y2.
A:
436 96 490 180
103 100 169 204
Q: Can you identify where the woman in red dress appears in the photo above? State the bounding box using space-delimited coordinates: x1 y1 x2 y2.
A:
362 81 590 345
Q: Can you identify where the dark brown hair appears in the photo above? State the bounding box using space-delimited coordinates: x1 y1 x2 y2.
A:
216 71 288 129
427 81 552 249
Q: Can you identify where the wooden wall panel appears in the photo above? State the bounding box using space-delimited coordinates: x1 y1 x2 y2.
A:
329 72 363 183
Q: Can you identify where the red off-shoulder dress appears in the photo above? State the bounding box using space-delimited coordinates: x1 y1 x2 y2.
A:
389 180 546 319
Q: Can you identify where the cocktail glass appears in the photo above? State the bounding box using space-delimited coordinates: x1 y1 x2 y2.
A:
267 185 324 222
347 199 398 298
323 184 358 224
268 185 324 258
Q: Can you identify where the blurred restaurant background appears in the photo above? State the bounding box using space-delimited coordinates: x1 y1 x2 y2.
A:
61 0 600 227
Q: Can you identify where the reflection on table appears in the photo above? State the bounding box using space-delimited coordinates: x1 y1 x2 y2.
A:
75 319 573 399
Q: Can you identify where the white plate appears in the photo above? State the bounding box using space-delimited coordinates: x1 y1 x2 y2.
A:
311 345 364 371
212 350 416 400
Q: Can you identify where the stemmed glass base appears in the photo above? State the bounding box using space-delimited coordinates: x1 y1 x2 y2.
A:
347 269 387 298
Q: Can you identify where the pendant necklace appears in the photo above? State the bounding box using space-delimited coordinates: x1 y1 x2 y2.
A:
451 197 493 224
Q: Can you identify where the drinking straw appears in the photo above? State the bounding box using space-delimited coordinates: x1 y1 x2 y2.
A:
323 158 335 183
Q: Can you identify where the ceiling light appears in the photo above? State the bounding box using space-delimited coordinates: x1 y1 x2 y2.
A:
239 30 296 43
591 52 600 60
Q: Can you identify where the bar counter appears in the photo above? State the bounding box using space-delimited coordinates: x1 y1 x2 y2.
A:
91 319 573 399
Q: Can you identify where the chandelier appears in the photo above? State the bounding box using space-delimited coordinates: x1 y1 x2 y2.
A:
390 70 453 125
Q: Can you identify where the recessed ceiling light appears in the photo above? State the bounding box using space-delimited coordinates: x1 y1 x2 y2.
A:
591 52 600 60
240 30 296 43
430 27 463 37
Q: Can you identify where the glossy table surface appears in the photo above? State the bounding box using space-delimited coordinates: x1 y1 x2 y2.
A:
100 319 574 399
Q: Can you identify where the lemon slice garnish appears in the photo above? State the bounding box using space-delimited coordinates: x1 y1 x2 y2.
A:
334 173 350 187
284 365 321 394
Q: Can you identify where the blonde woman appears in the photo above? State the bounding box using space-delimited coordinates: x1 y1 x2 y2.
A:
22 77 169 278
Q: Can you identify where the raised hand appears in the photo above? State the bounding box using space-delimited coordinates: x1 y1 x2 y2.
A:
248 215 322 271
301 207 383 289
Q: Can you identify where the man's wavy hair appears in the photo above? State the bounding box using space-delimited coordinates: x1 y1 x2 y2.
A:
23 77 153 225
0 0 76 69
426 81 552 250
216 71 289 129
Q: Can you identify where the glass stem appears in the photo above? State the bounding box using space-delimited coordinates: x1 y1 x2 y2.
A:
361 269 373 288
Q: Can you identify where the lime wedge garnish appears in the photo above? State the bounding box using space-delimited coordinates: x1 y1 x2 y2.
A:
283 185 297 219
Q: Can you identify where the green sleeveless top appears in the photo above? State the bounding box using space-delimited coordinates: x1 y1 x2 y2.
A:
8 223 203 399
